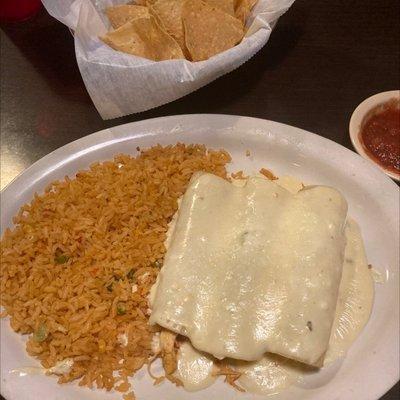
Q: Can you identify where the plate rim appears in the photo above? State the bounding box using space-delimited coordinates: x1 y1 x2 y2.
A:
2 114 399 196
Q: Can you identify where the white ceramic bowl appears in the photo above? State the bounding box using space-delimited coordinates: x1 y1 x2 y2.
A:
349 90 400 181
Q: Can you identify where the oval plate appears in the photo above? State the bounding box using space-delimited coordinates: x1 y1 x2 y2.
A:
1 115 399 400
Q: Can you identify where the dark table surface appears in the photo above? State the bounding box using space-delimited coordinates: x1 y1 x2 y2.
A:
0 0 399 398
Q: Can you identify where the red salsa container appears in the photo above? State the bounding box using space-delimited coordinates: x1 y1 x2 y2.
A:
359 99 400 175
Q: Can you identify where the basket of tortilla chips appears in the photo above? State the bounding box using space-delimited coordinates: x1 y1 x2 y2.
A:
42 0 295 119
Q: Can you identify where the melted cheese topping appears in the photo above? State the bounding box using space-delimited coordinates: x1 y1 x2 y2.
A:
324 218 374 364
173 211 374 393
10 359 74 378
150 173 348 365
235 354 305 394
175 342 217 391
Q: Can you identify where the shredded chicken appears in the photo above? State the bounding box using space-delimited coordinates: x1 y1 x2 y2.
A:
160 330 178 375
147 329 183 387
259 167 277 180
213 361 245 392
231 170 248 180
155 329 245 392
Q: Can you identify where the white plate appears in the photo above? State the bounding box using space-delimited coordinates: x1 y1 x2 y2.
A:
349 90 400 181
1 115 399 400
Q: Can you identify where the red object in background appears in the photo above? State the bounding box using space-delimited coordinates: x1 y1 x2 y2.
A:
0 0 42 22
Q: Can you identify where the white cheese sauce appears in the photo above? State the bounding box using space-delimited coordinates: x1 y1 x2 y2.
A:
48 358 74 375
235 353 307 394
370 267 385 284
10 358 74 377
9 366 46 377
175 342 217 391
173 217 374 393
150 173 348 365
167 175 374 393
324 218 374 364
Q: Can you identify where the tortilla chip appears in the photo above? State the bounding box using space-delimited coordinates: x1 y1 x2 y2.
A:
204 0 235 16
101 16 184 61
150 0 186 50
106 5 150 29
183 0 244 61
235 0 257 23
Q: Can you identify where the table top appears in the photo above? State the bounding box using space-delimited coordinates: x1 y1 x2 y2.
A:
0 0 399 399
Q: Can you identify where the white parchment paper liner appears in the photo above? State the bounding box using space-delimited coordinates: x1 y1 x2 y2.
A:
42 0 295 119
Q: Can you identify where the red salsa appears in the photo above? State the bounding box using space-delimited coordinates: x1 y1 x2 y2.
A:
360 99 400 174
